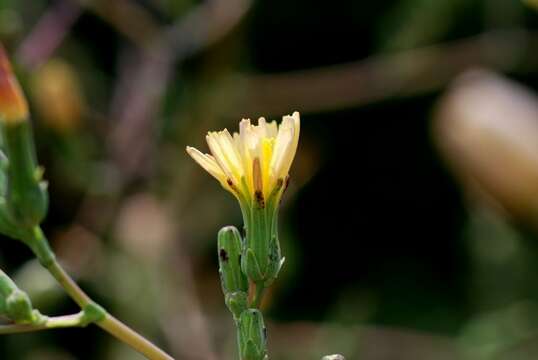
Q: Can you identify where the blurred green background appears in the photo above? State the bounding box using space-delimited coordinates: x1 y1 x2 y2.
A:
1 0 538 359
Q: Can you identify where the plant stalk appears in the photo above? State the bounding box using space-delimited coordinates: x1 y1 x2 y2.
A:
33 228 174 360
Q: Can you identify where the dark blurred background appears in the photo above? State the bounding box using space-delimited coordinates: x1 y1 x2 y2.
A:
1 0 538 359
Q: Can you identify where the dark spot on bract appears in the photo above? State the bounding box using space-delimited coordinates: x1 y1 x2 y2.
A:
219 248 229 262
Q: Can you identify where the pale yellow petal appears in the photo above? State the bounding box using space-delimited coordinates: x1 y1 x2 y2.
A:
186 146 227 184
243 123 261 158
270 125 294 180
218 129 244 177
256 117 268 138
270 112 300 180
206 132 235 180
239 118 251 141
266 120 278 138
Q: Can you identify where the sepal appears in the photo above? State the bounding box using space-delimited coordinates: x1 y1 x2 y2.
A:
242 248 263 283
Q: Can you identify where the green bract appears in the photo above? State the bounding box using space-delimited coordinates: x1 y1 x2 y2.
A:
240 187 285 287
238 309 267 360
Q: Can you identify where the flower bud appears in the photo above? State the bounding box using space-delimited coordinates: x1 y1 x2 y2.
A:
218 226 248 294
0 45 28 124
0 47 48 228
238 309 267 360
1 121 48 227
0 269 43 324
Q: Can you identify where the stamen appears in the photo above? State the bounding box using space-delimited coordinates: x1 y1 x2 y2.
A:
253 158 263 194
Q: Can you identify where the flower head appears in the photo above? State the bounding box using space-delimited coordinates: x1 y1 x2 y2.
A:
186 112 300 207
187 112 300 284
0 46 28 124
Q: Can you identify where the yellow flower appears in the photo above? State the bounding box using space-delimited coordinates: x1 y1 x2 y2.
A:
186 112 300 206
0 46 28 124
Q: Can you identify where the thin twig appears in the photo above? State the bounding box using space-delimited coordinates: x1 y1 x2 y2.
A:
47 255 174 360
0 312 85 334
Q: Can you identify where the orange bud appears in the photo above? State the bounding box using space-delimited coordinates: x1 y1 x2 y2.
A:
0 45 28 124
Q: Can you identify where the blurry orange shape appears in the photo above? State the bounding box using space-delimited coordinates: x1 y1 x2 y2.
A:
434 69 538 225
31 59 84 132
114 193 173 263
0 45 28 123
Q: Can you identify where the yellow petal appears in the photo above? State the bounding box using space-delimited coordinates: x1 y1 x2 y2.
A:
266 120 278 138
281 112 300 172
270 125 294 180
257 117 267 136
206 132 235 181
261 137 274 196
186 146 228 185
218 129 244 177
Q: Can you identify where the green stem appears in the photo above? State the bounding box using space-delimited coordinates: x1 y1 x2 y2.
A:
48 259 173 360
99 314 173 360
31 228 174 360
45 260 91 307
251 282 265 309
0 312 86 334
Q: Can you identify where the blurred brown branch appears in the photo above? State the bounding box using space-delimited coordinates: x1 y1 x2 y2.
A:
109 0 251 178
16 0 82 69
225 29 538 117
